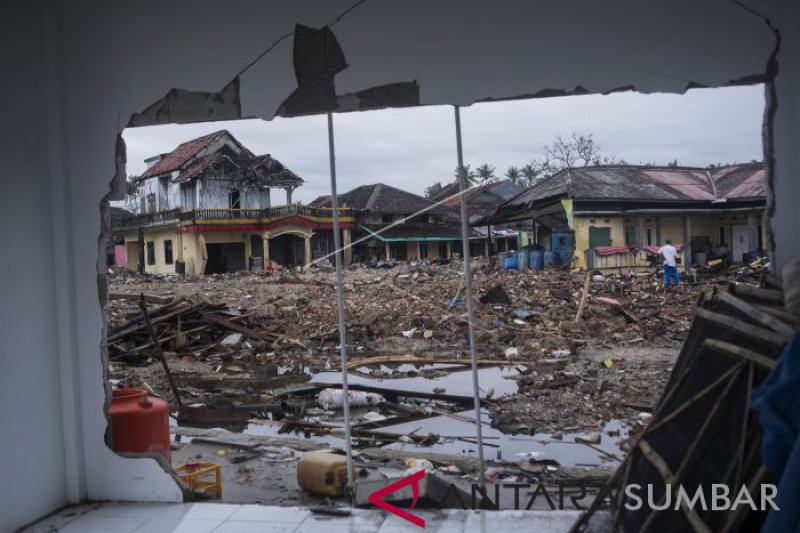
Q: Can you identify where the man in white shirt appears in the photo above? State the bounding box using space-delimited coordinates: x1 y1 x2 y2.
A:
658 239 680 291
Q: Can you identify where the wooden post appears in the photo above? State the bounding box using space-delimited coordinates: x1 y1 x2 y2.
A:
682 215 692 275
575 271 593 325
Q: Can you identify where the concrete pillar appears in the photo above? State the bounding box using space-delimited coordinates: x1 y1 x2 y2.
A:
747 213 759 252
446 241 452 260
137 228 145 274
415 241 422 260
343 228 352 266
682 215 692 275
176 232 184 262
285 187 294 204
262 232 270 269
655 217 662 246
243 233 252 265
385 241 391 260
304 235 312 266
636 216 646 267
485 224 491 257
198 233 207 275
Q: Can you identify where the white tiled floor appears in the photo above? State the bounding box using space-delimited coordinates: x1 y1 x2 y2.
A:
22 503 586 533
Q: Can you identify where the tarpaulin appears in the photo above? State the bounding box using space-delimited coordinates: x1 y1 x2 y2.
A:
751 330 800 532
561 199 574 230
593 246 633 256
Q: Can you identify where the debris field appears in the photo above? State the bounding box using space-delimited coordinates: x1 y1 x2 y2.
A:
105 258 768 500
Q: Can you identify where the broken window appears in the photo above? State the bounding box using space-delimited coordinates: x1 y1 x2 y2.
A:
229 188 241 209
164 240 173 265
146 241 155 265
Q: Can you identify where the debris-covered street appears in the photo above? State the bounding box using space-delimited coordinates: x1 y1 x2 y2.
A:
104 258 751 505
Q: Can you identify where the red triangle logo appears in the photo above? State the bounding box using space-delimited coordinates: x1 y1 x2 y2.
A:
367 468 426 528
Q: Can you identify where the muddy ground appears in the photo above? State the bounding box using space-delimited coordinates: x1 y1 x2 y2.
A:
106 261 703 504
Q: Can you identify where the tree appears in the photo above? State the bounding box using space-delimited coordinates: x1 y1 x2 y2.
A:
125 176 140 214
453 164 478 185
474 163 497 184
505 166 522 185
424 182 443 198
544 131 602 169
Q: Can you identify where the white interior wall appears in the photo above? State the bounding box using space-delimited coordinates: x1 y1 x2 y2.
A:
0 1 797 530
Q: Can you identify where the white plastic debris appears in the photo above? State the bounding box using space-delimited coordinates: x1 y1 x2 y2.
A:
504 347 519 358
362 411 387 423
316 388 386 410
220 333 243 347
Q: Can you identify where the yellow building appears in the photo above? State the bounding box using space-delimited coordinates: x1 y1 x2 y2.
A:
113 130 356 274
485 163 767 272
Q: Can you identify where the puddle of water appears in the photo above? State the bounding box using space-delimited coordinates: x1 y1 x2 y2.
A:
379 409 628 467
310 367 519 399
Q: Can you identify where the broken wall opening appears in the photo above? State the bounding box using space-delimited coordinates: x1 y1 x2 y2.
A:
104 76 770 510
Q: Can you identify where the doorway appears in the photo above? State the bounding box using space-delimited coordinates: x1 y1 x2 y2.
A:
731 224 748 262
205 242 246 273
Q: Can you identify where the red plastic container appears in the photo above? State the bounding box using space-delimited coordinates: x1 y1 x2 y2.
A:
108 388 171 464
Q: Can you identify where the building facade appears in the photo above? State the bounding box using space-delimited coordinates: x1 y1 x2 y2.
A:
486 163 767 271
311 183 480 262
114 130 355 274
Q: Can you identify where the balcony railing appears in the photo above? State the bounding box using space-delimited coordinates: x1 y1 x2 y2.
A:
179 205 354 224
111 208 181 232
113 205 354 232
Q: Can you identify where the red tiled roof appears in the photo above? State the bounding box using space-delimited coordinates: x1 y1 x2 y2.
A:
174 154 237 183
136 130 229 181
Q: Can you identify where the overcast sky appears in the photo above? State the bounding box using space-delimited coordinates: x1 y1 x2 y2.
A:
123 85 764 204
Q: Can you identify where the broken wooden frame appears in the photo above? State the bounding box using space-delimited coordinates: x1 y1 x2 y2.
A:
570 282 793 533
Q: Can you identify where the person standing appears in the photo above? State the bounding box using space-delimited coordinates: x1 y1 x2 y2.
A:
658 239 680 291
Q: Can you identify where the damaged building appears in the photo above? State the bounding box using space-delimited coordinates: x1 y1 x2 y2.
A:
311 183 475 262
485 162 768 271
114 130 355 273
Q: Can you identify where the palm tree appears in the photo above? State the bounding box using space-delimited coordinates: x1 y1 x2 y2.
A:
474 164 497 184
454 164 478 185
505 166 522 185
520 164 539 187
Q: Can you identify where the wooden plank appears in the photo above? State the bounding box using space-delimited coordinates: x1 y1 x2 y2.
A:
109 292 174 304
200 312 278 341
716 290 795 338
693 307 788 347
728 282 783 305
638 440 711 533
703 339 777 370
108 301 202 342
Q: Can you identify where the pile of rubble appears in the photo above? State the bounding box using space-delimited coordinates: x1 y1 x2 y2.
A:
105 261 717 454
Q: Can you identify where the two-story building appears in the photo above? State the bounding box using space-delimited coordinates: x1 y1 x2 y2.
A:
114 130 355 274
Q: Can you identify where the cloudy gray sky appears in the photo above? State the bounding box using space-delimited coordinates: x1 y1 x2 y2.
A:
123 85 764 204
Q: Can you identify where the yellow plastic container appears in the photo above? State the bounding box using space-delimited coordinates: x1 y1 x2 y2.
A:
297 451 348 497
175 462 222 499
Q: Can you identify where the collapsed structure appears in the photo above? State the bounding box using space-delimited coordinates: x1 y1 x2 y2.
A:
116 130 356 274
